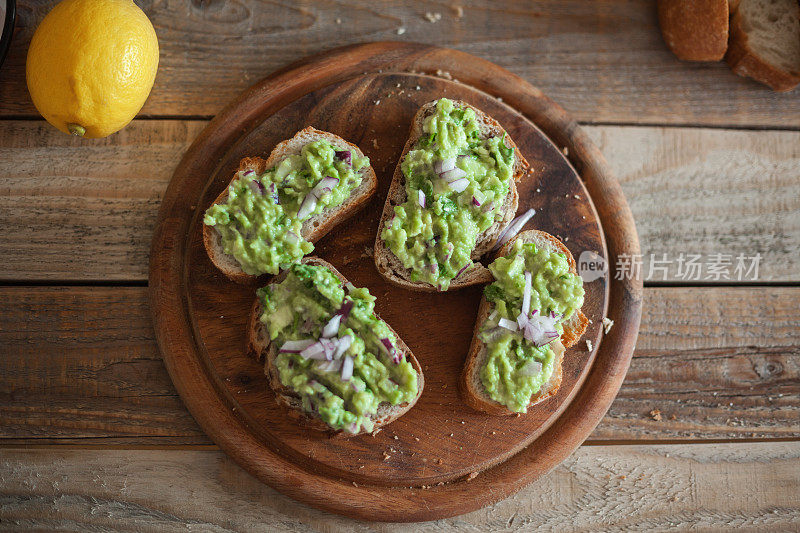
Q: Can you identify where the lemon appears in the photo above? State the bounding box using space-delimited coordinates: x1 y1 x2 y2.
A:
26 0 159 138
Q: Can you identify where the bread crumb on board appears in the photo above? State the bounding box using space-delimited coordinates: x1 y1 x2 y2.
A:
602 317 614 334
453 5 464 18
397 27 406 35
425 11 442 23
586 339 593 352
650 409 662 422
467 472 478 481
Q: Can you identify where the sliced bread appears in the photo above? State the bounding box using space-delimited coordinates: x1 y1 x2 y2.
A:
247 257 425 436
726 0 800 91
203 127 377 283
460 230 588 416
658 0 729 61
373 100 530 292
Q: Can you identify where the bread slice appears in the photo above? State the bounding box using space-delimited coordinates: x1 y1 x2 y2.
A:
203 127 377 283
247 257 425 436
726 0 800 91
658 0 729 61
374 100 530 292
460 230 589 416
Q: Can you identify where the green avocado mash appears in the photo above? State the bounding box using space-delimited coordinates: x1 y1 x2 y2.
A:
380 98 515 291
204 141 369 275
258 263 419 434
479 240 585 413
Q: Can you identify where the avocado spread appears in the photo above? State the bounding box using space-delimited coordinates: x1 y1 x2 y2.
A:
258 263 419 433
479 240 584 413
380 98 516 291
204 141 369 275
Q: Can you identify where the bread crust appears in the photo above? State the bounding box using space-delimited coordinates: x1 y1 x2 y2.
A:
373 100 530 292
248 257 425 436
459 230 588 416
203 127 378 283
658 0 729 61
726 1 800 91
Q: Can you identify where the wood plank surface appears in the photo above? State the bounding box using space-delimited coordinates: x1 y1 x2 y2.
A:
1 286 797 445
3 1 800 127
0 121 798 282
1 442 798 530
588 126 800 284
0 120 205 281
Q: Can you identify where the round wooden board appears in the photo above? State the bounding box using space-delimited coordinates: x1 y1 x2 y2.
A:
150 42 642 522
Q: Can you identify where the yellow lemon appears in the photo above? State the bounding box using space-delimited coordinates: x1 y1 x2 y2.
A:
26 0 159 138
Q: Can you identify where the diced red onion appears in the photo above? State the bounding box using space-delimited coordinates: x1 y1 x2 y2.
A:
498 317 518 331
517 312 529 331
344 282 355 292
455 263 469 278
488 310 498 322
341 355 354 381
321 314 341 338
279 339 315 353
443 242 454 261
319 337 336 359
297 193 317 220
492 208 537 251
248 179 265 195
269 183 279 204
285 231 300 246
481 200 494 213
242 170 255 177
310 176 339 199
337 300 354 320
441 167 467 182
521 271 532 317
316 359 342 373
418 189 426 208
379 337 395 358
524 309 561 347
301 341 327 360
520 360 543 377
333 334 352 360
334 150 352 166
472 190 485 207
434 157 456 174
448 177 469 193
457 154 472 160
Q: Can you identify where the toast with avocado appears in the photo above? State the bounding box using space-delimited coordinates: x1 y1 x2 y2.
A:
374 98 530 292
461 230 588 416
204 127 377 283
248 257 424 435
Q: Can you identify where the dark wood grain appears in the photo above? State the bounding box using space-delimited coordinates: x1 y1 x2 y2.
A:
2 1 800 127
1 287 797 446
2 121 798 282
148 42 638 521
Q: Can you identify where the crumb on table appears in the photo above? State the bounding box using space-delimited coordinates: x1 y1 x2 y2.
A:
425 12 442 23
650 409 662 422
602 317 614 334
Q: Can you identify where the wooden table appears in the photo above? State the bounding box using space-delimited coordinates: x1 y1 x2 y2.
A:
1 1 798 530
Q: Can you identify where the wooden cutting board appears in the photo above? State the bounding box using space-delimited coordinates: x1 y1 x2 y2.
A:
149 42 642 522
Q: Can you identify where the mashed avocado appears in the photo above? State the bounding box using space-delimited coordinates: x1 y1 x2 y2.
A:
204 141 369 275
258 263 418 433
380 98 515 291
479 240 584 412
